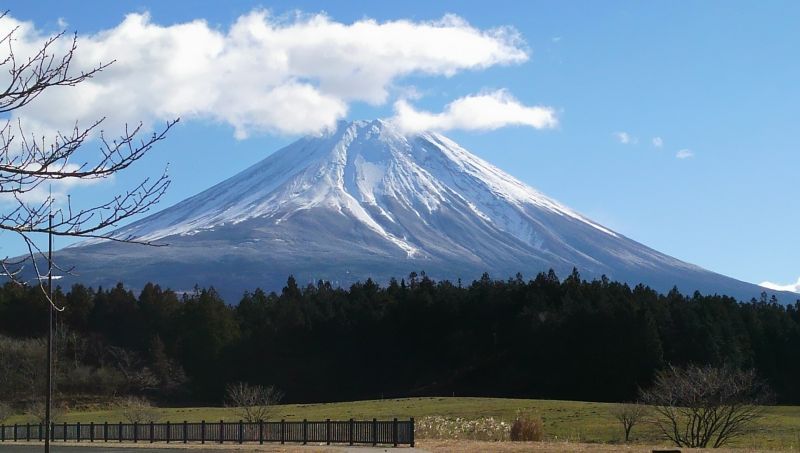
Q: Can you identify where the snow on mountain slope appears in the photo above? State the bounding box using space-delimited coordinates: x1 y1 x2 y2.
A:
60 120 790 302
80 119 614 249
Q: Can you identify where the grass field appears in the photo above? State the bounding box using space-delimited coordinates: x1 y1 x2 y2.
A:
5 397 800 451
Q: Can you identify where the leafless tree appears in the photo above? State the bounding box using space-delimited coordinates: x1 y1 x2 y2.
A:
26 399 65 423
0 401 10 423
119 396 159 423
610 402 646 442
106 345 159 392
0 10 177 309
639 365 771 448
0 335 46 400
225 382 284 422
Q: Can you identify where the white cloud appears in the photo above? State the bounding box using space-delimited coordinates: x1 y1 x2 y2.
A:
652 137 663 148
0 11 529 138
760 277 800 294
614 132 637 145
676 149 694 159
391 90 557 133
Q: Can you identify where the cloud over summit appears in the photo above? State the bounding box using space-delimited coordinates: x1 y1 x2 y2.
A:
392 90 557 133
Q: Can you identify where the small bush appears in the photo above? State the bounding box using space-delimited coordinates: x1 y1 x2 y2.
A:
510 413 543 441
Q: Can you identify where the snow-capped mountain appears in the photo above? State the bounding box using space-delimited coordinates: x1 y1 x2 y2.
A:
58 119 787 302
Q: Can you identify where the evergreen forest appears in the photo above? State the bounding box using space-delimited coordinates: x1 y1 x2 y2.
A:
1 269 798 406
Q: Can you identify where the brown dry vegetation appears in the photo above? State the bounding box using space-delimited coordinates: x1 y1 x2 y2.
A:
418 439 789 453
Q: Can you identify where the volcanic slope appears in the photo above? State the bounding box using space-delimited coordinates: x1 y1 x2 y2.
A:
59 120 784 302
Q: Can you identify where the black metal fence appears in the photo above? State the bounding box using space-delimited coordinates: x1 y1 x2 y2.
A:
0 418 414 447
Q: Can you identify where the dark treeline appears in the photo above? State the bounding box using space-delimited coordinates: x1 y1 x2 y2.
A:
1 269 799 405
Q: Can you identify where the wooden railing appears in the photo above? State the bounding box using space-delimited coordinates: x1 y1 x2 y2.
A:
0 418 414 447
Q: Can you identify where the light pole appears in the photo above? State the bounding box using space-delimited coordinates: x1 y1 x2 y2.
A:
45 213 53 453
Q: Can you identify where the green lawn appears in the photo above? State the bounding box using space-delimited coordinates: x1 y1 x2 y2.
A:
5 397 800 450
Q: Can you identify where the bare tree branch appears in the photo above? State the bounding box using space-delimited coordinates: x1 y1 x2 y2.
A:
225 382 284 422
0 10 177 303
639 365 772 448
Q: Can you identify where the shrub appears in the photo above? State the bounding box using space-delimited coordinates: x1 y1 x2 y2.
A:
510 413 543 441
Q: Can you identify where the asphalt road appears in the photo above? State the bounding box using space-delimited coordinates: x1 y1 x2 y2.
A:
0 443 426 453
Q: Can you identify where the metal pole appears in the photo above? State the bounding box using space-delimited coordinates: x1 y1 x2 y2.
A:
45 213 53 453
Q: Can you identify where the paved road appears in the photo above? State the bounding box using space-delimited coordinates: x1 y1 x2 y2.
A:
0 443 428 453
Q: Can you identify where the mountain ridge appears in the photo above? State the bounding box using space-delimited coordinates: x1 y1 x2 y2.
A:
54 119 792 303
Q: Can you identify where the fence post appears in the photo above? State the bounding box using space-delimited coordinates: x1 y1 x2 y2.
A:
133 421 138 443
76 421 81 442
118 422 122 443
349 418 353 446
393 418 398 447
183 421 187 444
219 420 224 444
25 423 29 442
166 421 170 443
104 421 108 442
326 419 330 445
303 419 308 445
259 420 264 444
372 418 377 446
149 421 154 443
51 422 55 442
201 420 205 444
238 420 243 444
62 422 67 442
12 423 16 442
280 419 285 445
90 422 94 442
410 417 415 447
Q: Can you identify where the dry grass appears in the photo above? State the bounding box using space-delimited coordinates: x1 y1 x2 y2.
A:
418 439 790 453
6 397 800 450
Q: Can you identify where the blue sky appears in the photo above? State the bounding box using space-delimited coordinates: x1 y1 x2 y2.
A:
2 1 798 290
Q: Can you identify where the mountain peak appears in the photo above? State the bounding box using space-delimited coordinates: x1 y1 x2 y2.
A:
90 119 613 248
61 122 783 302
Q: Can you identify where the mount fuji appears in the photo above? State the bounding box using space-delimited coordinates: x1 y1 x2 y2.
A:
55 119 785 302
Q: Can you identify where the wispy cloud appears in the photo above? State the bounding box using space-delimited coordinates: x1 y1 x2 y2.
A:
614 131 637 145
675 149 694 159
760 277 800 294
1 11 530 138
392 89 557 133
652 137 663 148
